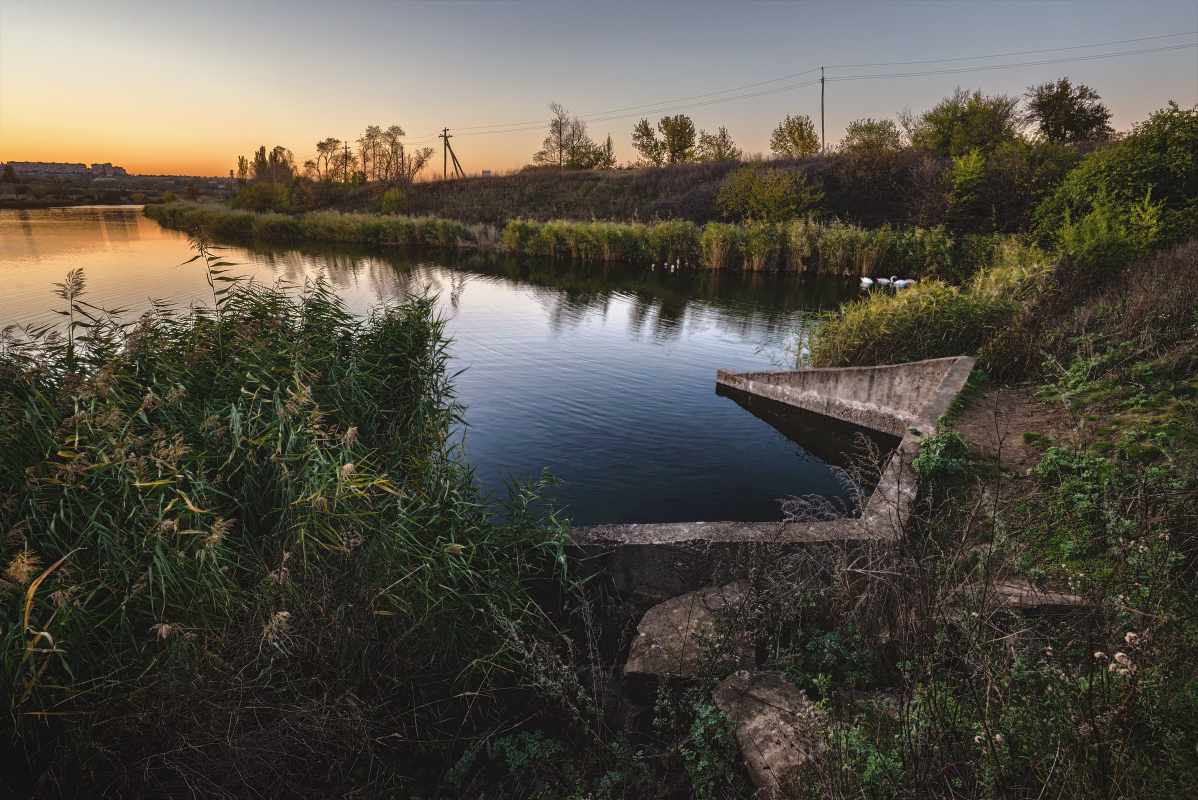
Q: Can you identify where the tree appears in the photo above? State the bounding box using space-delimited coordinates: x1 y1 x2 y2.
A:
358 125 382 181
903 87 1021 156
184 181 202 202
566 133 617 170
658 115 696 164
236 156 249 188
1 163 16 183
533 102 594 168
696 127 742 162
838 118 902 155
1024 78 1113 144
315 138 341 182
632 119 666 165
631 115 696 165
769 114 820 158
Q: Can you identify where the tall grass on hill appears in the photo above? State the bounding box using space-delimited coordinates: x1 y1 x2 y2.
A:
806 240 1051 367
146 203 995 281
0 239 574 792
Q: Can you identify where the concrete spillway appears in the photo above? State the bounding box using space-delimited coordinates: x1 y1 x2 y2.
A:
570 356 976 593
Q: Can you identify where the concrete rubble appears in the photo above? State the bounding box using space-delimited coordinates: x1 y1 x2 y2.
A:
712 670 822 796
624 583 748 678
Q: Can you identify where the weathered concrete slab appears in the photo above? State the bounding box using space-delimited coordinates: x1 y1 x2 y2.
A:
716 357 966 438
712 670 822 795
624 583 749 678
989 578 1085 611
571 357 976 594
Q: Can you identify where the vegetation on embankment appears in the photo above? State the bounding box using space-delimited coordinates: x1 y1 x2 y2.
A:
762 102 1198 798
144 202 1009 282
0 241 583 794
804 103 1198 375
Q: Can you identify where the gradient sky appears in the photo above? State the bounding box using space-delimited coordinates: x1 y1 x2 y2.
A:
2 0 1195 177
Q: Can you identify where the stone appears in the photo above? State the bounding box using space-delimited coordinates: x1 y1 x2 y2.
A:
990 578 1085 610
623 583 748 678
712 670 822 796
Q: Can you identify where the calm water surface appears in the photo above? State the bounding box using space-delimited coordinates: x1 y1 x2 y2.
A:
0 206 890 525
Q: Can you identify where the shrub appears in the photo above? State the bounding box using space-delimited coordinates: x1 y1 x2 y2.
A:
716 164 823 223
379 186 407 214
906 87 1021 157
809 280 1016 367
161 191 179 203
233 181 289 212
130 192 145 203
839 118 903 155
1034 103 1198 251
647 219 701 263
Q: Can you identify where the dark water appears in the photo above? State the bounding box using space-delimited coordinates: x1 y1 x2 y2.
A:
0 206 894 525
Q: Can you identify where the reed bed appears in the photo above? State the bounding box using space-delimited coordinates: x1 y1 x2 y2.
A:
806 239 1054 367
145 203 1002 281
0 239 574 793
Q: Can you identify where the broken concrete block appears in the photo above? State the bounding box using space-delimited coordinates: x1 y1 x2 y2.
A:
624 583 747 678
990 578 1084 610
712 670 822 795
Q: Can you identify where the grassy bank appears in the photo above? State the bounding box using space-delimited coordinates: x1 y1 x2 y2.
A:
145 202 1001 281
0 241 580 794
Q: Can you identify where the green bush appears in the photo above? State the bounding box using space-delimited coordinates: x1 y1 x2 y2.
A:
233 181 289 213
716 164 823 223
809 280 1016 367
701 222 744 269
379 186 407 214
1035 103 1198 252
161 191 179 203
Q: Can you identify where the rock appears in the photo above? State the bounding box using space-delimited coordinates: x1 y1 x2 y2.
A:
990 578 1084 610
623 583 748 678
712 670 822 796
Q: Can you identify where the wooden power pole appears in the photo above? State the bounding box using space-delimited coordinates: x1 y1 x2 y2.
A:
439 128 465 179
820 67 825 156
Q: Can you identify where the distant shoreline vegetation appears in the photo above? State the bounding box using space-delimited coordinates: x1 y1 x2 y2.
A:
143 202 1007 282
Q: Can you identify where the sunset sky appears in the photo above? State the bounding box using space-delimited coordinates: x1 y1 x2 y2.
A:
2 0 1195 177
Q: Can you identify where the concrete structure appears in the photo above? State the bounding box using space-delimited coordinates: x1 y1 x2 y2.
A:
712 671 822 795
624 583 749 678
570 356 975 594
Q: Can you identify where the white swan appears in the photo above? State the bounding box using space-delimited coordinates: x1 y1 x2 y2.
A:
876 277 891 286
893 278 917 289
860 277 874 289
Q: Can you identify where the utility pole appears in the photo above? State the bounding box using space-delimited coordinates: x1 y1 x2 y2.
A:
440 128 451 180
820 67 826 156
343 141 351 183
439 128 465 179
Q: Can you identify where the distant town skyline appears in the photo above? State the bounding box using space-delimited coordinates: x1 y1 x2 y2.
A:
2 0 1195 177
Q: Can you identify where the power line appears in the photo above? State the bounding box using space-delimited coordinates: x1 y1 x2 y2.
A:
405 31 1196 140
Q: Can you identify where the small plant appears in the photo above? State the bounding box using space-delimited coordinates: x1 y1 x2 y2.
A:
912 431 975 487
681 703 748 800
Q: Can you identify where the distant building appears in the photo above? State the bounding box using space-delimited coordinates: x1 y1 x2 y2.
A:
482 170 491 177
5 161 89 177
91 163 127 177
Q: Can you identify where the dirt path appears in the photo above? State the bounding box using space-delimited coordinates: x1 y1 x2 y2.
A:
952 385 1075 471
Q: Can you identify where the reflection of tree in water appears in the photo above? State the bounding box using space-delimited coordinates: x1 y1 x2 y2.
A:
223 240 857 341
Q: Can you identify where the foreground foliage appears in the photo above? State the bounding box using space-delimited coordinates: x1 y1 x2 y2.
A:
0 247 574 794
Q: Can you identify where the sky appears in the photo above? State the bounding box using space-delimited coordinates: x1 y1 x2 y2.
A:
1 0 1196 177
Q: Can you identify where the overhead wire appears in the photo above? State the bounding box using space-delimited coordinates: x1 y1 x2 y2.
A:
403 31 1195 141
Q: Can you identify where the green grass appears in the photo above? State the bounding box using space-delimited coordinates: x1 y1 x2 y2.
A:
146 202 1007 279
0 238 575 793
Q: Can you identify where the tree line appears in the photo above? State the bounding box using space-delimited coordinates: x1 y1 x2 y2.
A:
529 77 1113 170
235 125 436 189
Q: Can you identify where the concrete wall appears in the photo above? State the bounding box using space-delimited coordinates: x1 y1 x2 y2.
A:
571 356 976 594
715 357 963 438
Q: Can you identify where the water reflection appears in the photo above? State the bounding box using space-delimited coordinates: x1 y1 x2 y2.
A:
2 207 870 525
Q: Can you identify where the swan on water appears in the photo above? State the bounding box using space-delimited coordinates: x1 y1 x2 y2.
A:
893 277 917 289
860 277 874 289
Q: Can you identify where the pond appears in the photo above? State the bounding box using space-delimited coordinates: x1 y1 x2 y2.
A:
0 206 894 525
